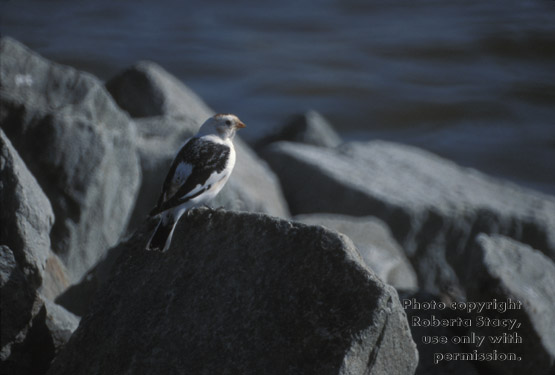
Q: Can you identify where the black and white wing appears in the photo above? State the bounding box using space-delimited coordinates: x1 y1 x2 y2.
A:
149 137 231 216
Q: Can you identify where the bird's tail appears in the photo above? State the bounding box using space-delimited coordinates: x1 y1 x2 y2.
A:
146 214 178 252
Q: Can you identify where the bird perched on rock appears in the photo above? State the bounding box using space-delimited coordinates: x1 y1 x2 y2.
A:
146 113 246 252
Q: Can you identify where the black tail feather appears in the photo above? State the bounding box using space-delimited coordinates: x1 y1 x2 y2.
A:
146 217 175 252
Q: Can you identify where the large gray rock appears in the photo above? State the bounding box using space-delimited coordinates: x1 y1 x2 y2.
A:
0 37 141 283
0 129 53 287
1 288 80 375
106 60 214 120
48 209 417 375
1 130 78 374
456 234 555 375
255 110 343 149
106 62 289 226
39 298 80 356
294 214 417 290
261 141 555 295
0 245 42 367
55 239 124 317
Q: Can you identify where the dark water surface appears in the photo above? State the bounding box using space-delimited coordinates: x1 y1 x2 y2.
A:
2 0 555 195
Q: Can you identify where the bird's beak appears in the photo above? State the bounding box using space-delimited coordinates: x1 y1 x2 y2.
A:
236 121 246 129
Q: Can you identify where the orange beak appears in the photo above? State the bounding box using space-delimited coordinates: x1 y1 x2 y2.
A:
236 121 246 129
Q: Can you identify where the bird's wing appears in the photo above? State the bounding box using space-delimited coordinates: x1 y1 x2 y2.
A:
150 137 231 216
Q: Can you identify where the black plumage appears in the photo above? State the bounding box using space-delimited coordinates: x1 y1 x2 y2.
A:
145 113 245 252
150 137 230 217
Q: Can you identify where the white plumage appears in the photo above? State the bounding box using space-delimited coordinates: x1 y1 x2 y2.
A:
146 113 246 252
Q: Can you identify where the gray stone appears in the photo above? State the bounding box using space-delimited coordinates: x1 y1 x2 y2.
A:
255 110 342 149
294 214 417 290
106 62 289 226
456 234 555 375
0 130 78 374
261 141 555 296
0 129 53 287
48 209 417 375
105 60 213 120
40 298 80 355
0 37 141 283
55 239 124 317
0 245 42 365
1 294 80 375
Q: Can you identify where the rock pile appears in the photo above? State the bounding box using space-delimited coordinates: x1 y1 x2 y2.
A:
2 36 554 374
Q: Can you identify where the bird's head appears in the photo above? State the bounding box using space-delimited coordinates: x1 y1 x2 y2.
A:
198 113 246 140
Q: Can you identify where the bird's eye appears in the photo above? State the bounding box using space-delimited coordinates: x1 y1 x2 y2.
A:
225 120 231 126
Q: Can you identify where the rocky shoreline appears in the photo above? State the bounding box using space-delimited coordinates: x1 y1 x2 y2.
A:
1 37 554 374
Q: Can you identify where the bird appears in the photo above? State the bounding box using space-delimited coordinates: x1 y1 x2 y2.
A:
146 113 246 252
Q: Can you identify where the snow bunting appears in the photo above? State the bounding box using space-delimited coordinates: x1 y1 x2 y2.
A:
146 113 246 252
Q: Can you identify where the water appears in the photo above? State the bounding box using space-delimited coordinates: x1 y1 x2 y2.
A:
2 0 555 195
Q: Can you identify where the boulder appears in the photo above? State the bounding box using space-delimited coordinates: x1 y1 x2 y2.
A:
106 60 213 119
39 299 80 356
1 129 79 374
47 209 418 375
106 62 289 226
1 289 80 375
255 110 342 149
294 214 417 290
0 37 141 283
0 245 42 367
455 234 555 375
261 141 555 295
55 240 124 317
0 129 53 287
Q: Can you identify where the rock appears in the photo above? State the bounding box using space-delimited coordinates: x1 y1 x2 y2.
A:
48 209 417 375
106 60 214 119
255 110 342 149
294 214 417 290
106 62 289 226
398 291 481 375
455 234 555 375
55 241 124 317
40 298 80 355
0 129 53 287
0 245 42 366
1 129 79 374
261 141 555 295
0 37 141 283
1 294 80 375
